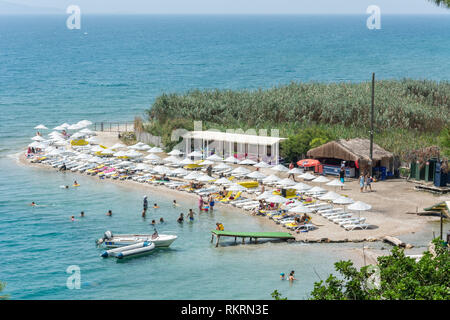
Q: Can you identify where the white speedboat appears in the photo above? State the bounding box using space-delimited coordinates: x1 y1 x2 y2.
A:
96 230 177 248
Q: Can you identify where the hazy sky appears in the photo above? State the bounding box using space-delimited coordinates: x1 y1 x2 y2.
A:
2 0 450 14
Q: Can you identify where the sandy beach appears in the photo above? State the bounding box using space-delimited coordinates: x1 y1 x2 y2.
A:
19 130 449 248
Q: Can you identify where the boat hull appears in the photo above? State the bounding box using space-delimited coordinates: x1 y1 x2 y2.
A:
102 234 177 248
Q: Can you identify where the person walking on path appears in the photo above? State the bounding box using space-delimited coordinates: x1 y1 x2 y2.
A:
288 162 296 181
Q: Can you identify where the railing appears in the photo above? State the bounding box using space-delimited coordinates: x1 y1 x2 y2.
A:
93 122 134 133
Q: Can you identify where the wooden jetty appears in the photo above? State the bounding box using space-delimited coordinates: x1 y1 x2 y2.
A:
211 230 295 247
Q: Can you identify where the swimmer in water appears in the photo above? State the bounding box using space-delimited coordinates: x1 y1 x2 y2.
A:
173 200 178 207
30 202 36 206
106 210 112 216
159 217 164 223
187 209 195 221
71 216 75 222
288 270 297 282
151 219 156 225
80 211 85 217
153 203 159 209
177 213 184 223
280 273 286 280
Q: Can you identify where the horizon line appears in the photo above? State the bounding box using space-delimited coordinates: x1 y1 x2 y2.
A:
1 12 449 15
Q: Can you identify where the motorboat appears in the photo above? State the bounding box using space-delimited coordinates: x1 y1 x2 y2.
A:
96 230 177 248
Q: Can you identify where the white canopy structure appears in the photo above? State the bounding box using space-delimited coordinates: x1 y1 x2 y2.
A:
183 130 285 165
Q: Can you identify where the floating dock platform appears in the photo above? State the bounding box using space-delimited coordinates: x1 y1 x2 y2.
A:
211 230 295 247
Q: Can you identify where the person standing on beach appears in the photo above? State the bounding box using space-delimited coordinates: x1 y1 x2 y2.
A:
359 174 365 192
339 167 345 190
365 174 373 192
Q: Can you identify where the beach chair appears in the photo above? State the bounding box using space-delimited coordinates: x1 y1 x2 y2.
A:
344 223 370 231
221 191 242 203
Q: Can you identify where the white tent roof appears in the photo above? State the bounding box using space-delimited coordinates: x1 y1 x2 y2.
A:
183 131 285 146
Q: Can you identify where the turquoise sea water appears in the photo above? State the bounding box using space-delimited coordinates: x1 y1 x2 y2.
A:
0 15 449 299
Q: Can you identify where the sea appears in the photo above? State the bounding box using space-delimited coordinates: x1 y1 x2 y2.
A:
0 14 449 299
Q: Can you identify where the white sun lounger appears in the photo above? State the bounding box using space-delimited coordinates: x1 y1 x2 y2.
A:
344 223 370 231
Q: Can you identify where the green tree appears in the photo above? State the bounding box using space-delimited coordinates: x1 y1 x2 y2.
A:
439 126 450 157
0 281 9 300
271 290 288 300
280 127 334 163
310 239 450 300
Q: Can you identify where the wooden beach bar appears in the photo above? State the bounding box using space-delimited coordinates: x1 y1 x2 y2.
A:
211 230 295 247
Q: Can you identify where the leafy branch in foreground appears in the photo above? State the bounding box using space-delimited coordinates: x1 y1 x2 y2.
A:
0 281 9 300
310 239 449 300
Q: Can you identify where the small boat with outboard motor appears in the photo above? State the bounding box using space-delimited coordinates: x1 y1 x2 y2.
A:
101 241 155 259
96 230 177 248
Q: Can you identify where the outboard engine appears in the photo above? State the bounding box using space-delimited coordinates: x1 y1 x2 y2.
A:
104 230 113 240
96 230 113 246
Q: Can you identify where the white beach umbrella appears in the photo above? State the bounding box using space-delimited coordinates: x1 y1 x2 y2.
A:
312 176 330 183
266 195 288 204
308 186 326 193
246 171 267 179
111 143 127 149
125 150 143 158
254 161 272 168
163 155 181 163
77 120 93 126
187 151 203 158
231 166 251 175
214 177 232 185
292 182 311 191
239 158 257 165
168 149 183 156
206 154 223 161
262 174 281 183
299 172 316 180
135 163 151 171
145 153 161 161
47 149 63 157
228 183 247 192
184 171 201 180
67 123 83 130
271 164 289 172
319 191 341 201
200 160 214 165
288 167 304 174
172 168 189 175
196 175 215 182
53 125 66 131
326 179 345 187
53 140 68 147
149 146 163 153
86 136 99 144
31 136 45 141
80 128 96 135
34 124 48 130
60 123 71 129
71 132 86 139
180 158 194 165
333 196 354 205
278 178 297 186
256 191 274 200
348 201 371 218
213 163 231 170
29 141 46 148
224 156 239 164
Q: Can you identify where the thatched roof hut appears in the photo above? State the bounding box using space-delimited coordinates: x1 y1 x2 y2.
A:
307 138 394 173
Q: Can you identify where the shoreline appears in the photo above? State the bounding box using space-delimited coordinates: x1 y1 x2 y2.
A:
17 134 446 248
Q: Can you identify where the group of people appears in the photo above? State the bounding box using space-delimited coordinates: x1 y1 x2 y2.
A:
359 173 373 192
280 270 297 282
